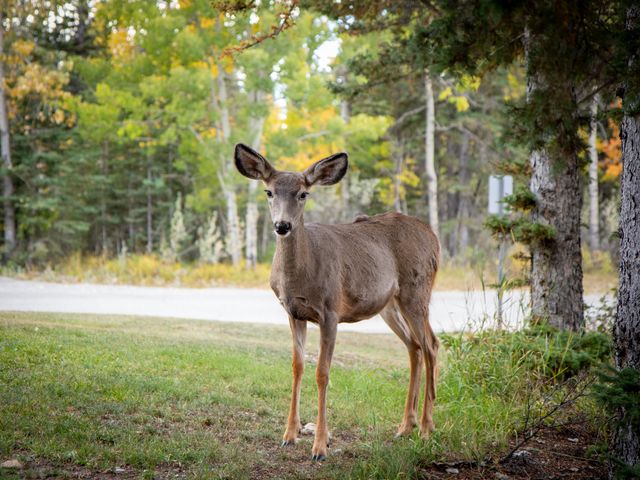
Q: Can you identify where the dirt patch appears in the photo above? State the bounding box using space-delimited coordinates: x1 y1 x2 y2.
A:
420 421 606 480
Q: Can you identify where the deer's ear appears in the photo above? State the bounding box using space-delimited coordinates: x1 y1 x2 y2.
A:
234 144 275 181
303 152 348 187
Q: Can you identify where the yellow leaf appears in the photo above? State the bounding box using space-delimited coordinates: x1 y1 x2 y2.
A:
13 40 35 57
108 29 134 61
454 96 469 112
459 74 481 91
53 109 65 124
223 58 234 74
438 86 452 101
200 17 215 29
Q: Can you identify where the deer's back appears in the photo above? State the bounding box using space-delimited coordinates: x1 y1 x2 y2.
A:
306 212 439 319
308 211 439 272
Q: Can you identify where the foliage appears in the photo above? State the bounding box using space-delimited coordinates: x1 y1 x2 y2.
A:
594 367 640 429
485 216 556 246
502 186 537 212
593 366 640 479
507 325 612 380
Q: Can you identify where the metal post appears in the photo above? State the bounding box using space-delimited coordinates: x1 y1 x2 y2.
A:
497 177 504 329
497 239 506 329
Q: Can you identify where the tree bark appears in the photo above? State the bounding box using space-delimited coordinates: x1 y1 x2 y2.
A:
392 135 403 213
611 5 640 473
217 94 240 264
424 71 439 237
457 131 471 255
0 12 16 258
525 29 584 331
588 94 600 251
613 106 640 477
340 97 351 222
529 147 584 330
245 91 265 269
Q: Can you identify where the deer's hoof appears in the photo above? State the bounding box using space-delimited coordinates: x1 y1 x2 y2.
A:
394 425 415 438
311 453 326 462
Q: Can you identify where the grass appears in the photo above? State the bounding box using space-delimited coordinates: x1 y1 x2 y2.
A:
0 311 548 479
0 252 616 293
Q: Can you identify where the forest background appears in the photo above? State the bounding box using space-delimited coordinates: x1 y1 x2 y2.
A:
0 0 622 290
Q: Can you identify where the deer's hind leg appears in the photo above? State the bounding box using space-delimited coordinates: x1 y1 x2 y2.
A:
282 316 307 446
381 302 423 437
396 290 439 437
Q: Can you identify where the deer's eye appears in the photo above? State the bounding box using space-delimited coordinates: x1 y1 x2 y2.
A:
299 192 309 200
265 190 273 198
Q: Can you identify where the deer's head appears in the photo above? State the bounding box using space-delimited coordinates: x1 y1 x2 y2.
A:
234 144 348 237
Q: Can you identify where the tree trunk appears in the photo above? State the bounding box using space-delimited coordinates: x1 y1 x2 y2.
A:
225 189 241 265
525 29 584 331
392 135 403 213
424 71 439 237
611 5 640 474
260 206 271 261
245 92 265 269
457 132 471 256
217 73 241 266
529 148 584 330
0 13 16 258
613 106 640 477
340 98 351 221
588 94 600 251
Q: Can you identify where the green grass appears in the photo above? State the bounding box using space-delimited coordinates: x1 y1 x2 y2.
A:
0 312 566 479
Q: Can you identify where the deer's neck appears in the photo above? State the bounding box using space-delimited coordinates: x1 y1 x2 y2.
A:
275 223 312 280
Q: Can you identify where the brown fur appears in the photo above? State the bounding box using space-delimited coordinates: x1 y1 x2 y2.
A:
234 144 440 460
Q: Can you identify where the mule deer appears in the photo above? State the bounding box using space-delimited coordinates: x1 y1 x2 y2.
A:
234 144 440 461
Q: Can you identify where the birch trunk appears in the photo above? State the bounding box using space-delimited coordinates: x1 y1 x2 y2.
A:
588 95 600 251
457 132 470 255
340 98 351 221
0 13 16 257
392 136 403 213
214 46 241 265
525 29 584 331
245 91 265 269
424 71 439 237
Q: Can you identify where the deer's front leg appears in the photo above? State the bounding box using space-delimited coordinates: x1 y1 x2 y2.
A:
282 316 307 446
312 318 337 461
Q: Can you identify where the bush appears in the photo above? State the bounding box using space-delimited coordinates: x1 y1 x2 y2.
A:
441 325 612 383
508 325 612 380
593 367 640 479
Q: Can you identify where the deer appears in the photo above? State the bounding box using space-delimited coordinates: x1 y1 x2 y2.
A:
234 143 440 461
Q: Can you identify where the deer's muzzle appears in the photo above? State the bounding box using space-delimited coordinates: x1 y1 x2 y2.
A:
274 221 292 236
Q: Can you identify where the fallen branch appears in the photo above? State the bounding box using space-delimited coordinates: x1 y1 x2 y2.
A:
499 373 594 464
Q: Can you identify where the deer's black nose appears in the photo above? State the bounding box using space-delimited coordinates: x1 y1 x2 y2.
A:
274 221 292 236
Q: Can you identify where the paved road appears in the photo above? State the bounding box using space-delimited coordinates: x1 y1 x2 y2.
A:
0 277 605 334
